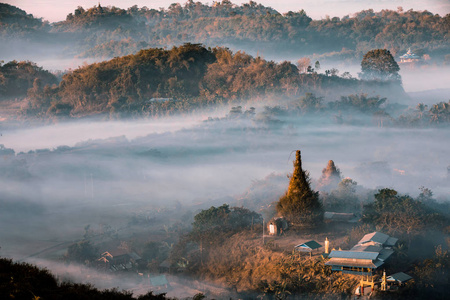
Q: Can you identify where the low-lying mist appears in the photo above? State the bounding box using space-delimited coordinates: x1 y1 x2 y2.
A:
1 105 449 294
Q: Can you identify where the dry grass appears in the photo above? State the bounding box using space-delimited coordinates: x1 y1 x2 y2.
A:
191 230 359 297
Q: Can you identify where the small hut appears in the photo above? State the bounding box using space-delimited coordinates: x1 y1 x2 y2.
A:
387 272 413 287
268 217 289 235
295 240 322 257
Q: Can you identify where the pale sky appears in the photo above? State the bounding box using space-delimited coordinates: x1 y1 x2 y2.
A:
3 0 450 22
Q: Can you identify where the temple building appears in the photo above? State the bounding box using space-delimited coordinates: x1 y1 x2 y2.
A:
325 232 398 275
399 48 421 63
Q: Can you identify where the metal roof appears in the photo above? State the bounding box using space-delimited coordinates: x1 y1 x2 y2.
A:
385 237 398 247
328 250 379 260
358 232 390 245
295 240 322 250
378 249 394 261
325 258 382 269
387 272 413 283
351 244 382 253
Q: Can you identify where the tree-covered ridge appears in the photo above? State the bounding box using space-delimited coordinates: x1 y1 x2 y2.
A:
24 44 408 118
1 2 449 61
27 44 315 116
0 3 48 36
67 3 449 61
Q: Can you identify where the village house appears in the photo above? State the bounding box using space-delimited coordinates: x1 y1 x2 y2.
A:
325 232 398 275
267 217 289 235
94 249 142 272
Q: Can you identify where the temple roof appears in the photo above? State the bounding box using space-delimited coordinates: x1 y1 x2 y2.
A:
400 48 421 59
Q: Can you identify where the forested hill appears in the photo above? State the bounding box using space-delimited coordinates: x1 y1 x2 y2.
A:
20 43 407 118
0 3 48 35
1 1 449 62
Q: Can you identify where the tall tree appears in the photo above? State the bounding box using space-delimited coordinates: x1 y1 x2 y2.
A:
276 150 323 227
360 49 401 81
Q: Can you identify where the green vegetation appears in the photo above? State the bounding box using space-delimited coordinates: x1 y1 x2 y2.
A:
0 60 57 100
192 204 262 233
65 240 98 264
276 150 323 227
360 49 401 81
362 188 447 236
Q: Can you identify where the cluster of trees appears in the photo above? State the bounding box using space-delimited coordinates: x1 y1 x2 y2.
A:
253 93 450 128
0 60 57 100
1 2 449 62
65 240 98 264
362 188 447 236
192 204 262 233
397 101 450 126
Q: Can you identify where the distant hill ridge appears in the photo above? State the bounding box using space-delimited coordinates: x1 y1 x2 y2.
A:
0 2 449 61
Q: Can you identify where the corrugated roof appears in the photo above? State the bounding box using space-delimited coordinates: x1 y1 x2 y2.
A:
385 237 398 247
387 272 413 283
295 240 322 250
325 258 382 268
351 243 383 253
328 250 379 260
358 232 390 245
378 249 394 261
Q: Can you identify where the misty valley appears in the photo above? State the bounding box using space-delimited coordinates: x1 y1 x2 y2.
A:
0 1 450 300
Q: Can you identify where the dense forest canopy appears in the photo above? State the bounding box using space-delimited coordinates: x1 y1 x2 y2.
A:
0 2 449 61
